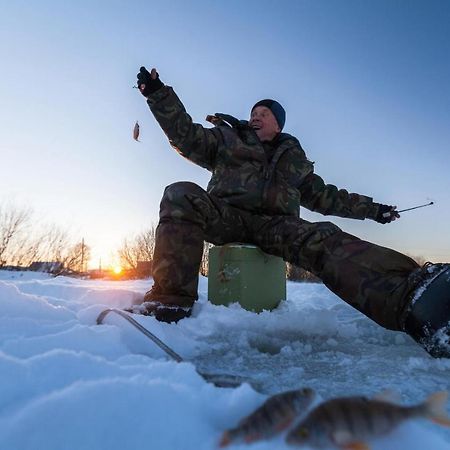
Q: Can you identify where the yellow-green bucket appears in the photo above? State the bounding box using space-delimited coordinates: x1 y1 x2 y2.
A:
208 244 286 312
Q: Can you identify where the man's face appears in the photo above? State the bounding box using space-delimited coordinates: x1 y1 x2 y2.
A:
249 106 281 142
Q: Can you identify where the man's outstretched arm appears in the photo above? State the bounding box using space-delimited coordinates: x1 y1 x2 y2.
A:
137 66 220 171
299 170 399 223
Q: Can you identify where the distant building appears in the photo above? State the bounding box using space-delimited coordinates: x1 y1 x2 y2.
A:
136 260 152 278
88 269 104 279
1 265 27 271
29 261 63 274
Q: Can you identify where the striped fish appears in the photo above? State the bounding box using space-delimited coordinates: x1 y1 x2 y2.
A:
286 391 450 449
133 121 140 141
219 387 315 447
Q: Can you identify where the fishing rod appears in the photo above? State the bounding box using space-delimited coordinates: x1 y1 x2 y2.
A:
397 201 434 214
382 201 434 218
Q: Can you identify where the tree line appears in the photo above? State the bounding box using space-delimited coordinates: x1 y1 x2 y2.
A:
0 203 90 275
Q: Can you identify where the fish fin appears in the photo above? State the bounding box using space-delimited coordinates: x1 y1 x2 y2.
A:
331 430 354 446
218 431 231 448
341 442 371 450
275 417 293 432
425 391 450 427
244 432 262 443
373 389 402 404
332 431 371 450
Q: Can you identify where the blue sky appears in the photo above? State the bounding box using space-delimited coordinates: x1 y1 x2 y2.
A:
1 0 449 267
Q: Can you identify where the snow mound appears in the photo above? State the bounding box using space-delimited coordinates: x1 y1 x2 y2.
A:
0 271 449 449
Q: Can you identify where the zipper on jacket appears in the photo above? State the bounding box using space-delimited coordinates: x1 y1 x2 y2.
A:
261 145 291 204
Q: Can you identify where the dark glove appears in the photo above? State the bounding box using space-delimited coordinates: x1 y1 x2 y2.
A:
374 204 400 224
137 66 163 97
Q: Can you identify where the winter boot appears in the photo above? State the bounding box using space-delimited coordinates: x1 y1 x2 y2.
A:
125 288 192 323
403 263 450 358
127 301 192 323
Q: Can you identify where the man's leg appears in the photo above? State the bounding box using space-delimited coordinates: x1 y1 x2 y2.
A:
249 214 419 331
141 182 248 319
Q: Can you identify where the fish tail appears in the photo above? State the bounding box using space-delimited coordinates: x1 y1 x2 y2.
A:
219 431 231 448
424 391 450 427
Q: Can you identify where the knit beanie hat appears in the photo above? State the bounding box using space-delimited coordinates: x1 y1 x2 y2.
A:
251 99 286 130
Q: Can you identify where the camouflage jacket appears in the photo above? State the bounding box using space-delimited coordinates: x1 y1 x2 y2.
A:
146 86 379 219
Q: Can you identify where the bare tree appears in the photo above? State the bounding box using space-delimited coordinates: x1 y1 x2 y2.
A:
44 227 71 263
136 226 156 261
0 204 32 266
117 224 212 277
118 225 157 271
0 201 91 275
286 262 321 282
8 230 47 267
25 226 91 275
58 240 91 274
118 238 140 271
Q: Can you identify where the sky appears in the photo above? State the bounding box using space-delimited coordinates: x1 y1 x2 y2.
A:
1 0 449 268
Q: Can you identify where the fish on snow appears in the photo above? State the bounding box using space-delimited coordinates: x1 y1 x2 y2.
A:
219 387 315 447
286 390 450 450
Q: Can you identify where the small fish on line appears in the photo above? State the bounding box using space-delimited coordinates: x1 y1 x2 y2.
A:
219 387 315 447
133 121 140 141
285 390 450 449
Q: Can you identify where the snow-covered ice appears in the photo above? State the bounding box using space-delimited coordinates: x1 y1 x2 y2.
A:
0 270 449 449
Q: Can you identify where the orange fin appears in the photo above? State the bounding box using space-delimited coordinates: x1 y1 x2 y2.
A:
244 432 262 443
275 417 294 432
432 417 450 427
425 391 450 427
342 442 371 450
218 431 231 448
332 430 371 450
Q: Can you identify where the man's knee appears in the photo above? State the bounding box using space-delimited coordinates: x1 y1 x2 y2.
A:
159 182 209 224
255 217 342 260
162 182 205 202
283 220 341 258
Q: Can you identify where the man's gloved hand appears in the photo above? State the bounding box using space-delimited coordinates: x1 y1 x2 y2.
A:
374 204 400 224
137 66 163 97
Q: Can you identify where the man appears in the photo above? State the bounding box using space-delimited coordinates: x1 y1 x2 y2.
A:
132 66 450 358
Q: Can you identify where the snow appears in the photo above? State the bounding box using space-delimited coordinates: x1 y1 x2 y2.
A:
0 270 449 450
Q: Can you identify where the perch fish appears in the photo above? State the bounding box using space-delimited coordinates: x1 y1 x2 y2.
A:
220 387 315 447
286 390 450 449
133 121 140 141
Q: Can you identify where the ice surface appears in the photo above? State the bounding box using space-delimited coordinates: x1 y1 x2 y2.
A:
0 270 449 449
